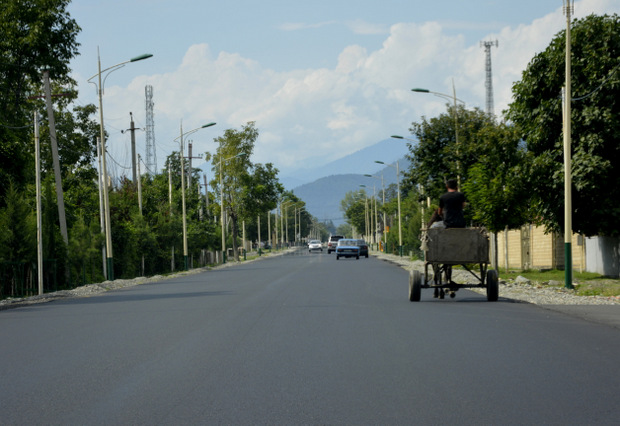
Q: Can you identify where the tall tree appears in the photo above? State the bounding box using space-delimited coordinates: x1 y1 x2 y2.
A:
403 105 495 203
461 123 532 233
0 0 81 200
208 122 282 261
507 13 620 237
341 189 367 237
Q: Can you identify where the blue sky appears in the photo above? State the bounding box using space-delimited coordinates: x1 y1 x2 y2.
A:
67 0 620 182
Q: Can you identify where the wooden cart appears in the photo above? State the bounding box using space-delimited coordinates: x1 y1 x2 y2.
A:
409 228 498 302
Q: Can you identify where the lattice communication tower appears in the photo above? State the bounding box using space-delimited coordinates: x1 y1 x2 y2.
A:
145 85 157 175
480 40 498 115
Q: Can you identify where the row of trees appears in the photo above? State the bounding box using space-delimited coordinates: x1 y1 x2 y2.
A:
0 1 321 298
340 14 620 256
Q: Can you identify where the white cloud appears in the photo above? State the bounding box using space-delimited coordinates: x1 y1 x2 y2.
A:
345 19 389 35
279 21 336 31
98 0 620 178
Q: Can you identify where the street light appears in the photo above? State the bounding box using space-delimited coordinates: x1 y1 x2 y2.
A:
175 122 216 270
359 185 371 240
375 160 403 256
563 0 574 289
364 173 386 251
391 135 416 143
412 83 465 186
88 48 153 281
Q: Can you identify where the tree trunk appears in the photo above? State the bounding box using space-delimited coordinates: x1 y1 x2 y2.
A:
231 214 240 261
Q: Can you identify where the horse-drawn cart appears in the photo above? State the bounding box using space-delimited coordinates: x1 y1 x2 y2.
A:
409 227 498 302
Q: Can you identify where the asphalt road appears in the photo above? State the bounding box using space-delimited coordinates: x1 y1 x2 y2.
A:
2 248 620 425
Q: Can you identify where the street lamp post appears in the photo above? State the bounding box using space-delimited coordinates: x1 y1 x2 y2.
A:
175 122 216 270
88 49 153 281
375 160 403 256
563 0 574 289
364 173 385 251
359 185 370 241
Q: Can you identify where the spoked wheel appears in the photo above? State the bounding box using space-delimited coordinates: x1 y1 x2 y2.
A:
409 270 422 302
486 269 499 302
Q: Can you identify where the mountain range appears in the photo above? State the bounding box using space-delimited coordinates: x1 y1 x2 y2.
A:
285 138 412 226
193 137 413 226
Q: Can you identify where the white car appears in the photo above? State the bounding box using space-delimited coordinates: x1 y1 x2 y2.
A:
308 240 323 252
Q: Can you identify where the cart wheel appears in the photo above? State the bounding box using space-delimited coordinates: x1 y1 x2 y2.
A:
336 255 339 260
486 269 499 302
409 270 422 302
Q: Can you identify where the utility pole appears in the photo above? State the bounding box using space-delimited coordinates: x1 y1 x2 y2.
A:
137 154 143 215
42 71 68 248
563 0 574 289
97 138 107 278
122 112 138 184
34 112 43 295
186 141 203 192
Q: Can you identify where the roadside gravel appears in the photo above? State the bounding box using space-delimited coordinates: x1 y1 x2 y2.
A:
0 250 277 310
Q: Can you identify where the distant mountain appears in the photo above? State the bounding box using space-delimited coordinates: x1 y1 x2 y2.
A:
191 137 414 225
280 137 411 190
292 157 410 226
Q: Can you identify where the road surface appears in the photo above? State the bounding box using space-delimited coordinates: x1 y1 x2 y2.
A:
1 248 619 424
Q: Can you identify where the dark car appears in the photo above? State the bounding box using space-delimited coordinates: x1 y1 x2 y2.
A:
335 239 360 260
356 239 369 258
327 235 344 254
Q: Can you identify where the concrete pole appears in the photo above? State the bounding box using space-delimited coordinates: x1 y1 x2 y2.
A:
137 154 143 215
34 112 43 295
97 137 107 278
220 149 226 263
396 161 402 256
129 112 137 184
42 70 68 248
180 123 189 270
97 50 114 280
563 0 574 289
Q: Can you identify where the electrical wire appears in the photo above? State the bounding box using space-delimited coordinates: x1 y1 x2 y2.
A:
106 150 132 170
573 60 620 102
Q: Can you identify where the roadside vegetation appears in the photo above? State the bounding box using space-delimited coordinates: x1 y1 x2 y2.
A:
342 14 620 275
498 269 620 298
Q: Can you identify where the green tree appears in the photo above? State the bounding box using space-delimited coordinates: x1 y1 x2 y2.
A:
461 123 532 233
0 0 81 200
0 180 34 262
208 122 282 260
403 105 495 202
341 189 367 238
507 13 620 237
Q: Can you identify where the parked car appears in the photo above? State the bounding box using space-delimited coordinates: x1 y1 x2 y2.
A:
327 235 344 254
335 239 360 260
356 239 369 258
308 240 323 252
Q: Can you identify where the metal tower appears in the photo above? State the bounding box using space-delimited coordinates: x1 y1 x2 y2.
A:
480 40 498 115
145 85 157 175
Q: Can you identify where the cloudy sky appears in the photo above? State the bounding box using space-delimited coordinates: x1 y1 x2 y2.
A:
67 0 620 181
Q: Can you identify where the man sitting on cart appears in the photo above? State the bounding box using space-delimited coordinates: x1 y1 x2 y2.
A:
433 179 466 298
439 178 466 229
